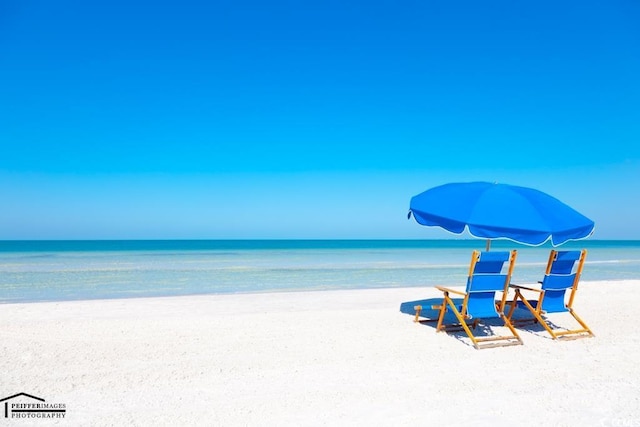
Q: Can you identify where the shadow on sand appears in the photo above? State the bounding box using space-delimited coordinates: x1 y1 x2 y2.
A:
398 297 463 328
400 297 531 348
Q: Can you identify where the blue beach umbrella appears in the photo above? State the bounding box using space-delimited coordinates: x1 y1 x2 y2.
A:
408 182 595 250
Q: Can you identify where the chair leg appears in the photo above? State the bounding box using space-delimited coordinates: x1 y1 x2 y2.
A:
444 299 479 349
518 297 558 339
413 305 422 323
435 293 523 349
435 298 448 332
506 291 520 320
568 308 595 337
514 301 594 340
501 313 523 345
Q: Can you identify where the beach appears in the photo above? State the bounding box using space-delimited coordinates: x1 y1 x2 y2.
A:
2 280 639 426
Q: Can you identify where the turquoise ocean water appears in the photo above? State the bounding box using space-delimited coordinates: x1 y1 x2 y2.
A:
1 240 639 303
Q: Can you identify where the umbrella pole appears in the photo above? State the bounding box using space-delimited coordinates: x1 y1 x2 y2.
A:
485 239 491 251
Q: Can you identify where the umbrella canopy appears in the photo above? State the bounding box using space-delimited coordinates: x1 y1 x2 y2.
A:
408 182 595 247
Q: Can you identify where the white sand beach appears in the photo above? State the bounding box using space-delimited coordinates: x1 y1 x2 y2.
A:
2 281 639 426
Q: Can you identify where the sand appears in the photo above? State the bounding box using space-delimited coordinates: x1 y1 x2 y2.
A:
2 281 639 426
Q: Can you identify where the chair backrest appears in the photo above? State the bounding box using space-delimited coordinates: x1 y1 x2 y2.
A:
540 249 587 312
465 250 512 292
541 250 585 290
464 250 517 318
548 250 582 275
472 251 511 274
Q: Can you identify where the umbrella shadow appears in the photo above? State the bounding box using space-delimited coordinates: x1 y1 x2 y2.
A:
400 297 484 329
399 297 454 326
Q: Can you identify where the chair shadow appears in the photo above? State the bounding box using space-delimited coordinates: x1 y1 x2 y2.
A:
400 297 526 348
504 306 570 339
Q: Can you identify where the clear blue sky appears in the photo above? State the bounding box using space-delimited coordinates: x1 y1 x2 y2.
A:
1 0 639 240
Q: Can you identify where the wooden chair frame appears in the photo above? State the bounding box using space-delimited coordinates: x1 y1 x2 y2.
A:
506 249 594 340
425 250 523 350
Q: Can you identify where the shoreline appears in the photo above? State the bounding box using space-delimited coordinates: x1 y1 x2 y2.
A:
2 280 639 425
1 278 638 306
3 241 640 303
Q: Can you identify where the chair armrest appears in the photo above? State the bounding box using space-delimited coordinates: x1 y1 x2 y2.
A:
435 286 466 296
509 284 543 293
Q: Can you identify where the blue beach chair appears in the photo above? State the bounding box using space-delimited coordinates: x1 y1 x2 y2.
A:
428 250 523 349
506 249 594 340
